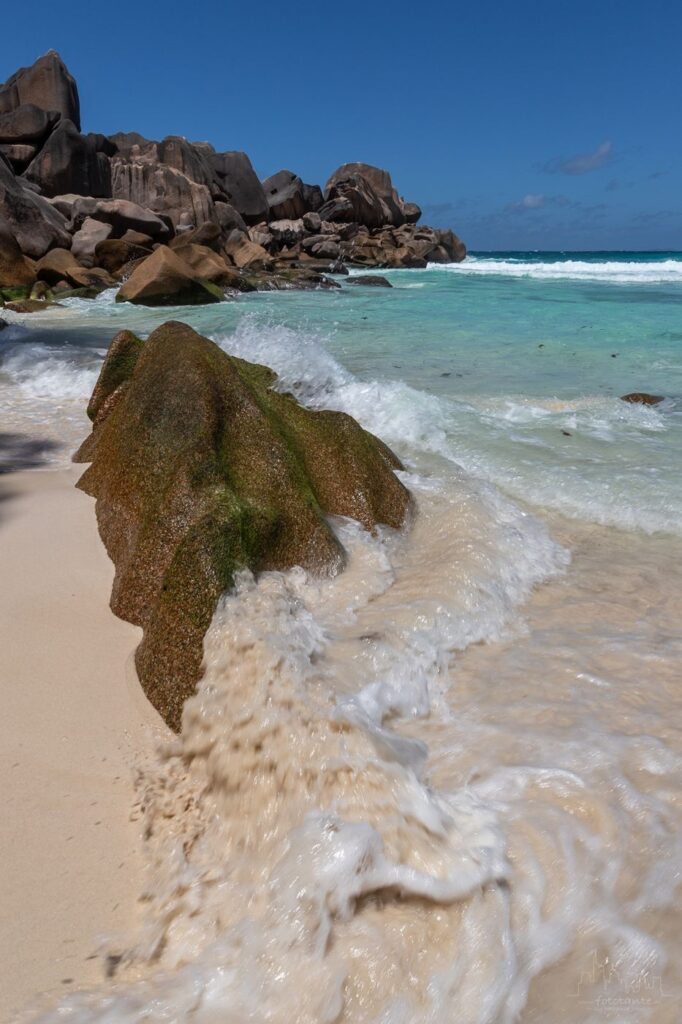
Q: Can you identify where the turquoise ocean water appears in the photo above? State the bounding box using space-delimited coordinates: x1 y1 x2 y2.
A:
4 252 682 1022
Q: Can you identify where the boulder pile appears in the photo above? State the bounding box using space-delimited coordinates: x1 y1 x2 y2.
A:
0 51 465 305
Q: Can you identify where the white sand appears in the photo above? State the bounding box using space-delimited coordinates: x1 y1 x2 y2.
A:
0 467 166 1021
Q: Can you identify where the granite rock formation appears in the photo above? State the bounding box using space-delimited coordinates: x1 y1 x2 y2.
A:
0 50 466 302
75 321 411 728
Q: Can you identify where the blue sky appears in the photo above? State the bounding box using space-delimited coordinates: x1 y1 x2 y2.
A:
1 0 680 250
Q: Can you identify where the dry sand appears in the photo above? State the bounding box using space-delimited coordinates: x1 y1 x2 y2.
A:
0 467 166 1022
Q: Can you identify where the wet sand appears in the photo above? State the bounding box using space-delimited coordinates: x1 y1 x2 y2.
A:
0 467 166 1021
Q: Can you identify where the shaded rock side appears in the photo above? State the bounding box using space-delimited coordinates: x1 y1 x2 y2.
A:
75 321 411 728
24 118 112 198
0 50 80 129
0 156 71 258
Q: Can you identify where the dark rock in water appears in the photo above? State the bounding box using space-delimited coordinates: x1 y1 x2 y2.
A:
0 51 80 130
75 321 411 728
115 245 223 305
210 151 268 225
0 212 35 287
3 297 61 313
0 103 60 145
0 157 71 257
24 119 112 198
0 317 6 329
347 275 392 288
620 392 664 405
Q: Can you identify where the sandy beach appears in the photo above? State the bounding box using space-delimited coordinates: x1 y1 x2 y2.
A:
0 464 165 1022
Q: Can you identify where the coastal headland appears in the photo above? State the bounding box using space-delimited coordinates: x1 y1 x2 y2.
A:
1 50 465 312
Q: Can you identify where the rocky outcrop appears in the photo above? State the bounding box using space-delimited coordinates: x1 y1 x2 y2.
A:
620 392 664 405
0 103 60 145
0 50 80 129
210 151 268 225
25 119 112 197
115 245 223 305
0 156 71 258
111 158 214 229
75 321 411 728
326 163 406 226
0 50 468 290
70 217 113 260
262 170 312 221
0 212 35 287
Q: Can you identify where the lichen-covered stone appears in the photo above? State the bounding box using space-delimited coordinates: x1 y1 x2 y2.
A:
75 321 411 728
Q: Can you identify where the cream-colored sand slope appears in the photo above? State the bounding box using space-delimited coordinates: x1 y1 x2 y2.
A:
0 467 165 1022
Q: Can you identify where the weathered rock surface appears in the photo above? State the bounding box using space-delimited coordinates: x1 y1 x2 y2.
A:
0 157 71 258
75 321 411 727
0 50 468 286
116 245 223 305
0 103 60 144
620 392 664 405
24 118 112 198
111 158 213 229
0 212 36 287
347 274 393 287
210 151 268 224
71 216 113 260
0 50 80 129
262 170 311 221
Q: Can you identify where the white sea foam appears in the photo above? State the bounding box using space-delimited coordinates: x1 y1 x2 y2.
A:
436 255 682 285
214 316 682 535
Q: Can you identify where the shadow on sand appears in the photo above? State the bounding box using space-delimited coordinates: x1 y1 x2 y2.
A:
0 431 63 524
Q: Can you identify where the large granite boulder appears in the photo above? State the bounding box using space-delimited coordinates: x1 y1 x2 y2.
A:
24 119 112 198
0 103 60 145
210 151 268 224
0 143 37 173
326 163 406 226
262 169 309 221
35 247 115 288
320 172 388 229
75 321 411 727
111 157 214 229
93 238 153 275
86 197 171 239
70 217 113 261
0 212 36 287
155 136 217 191
115 245 223 305
0 51 80 129
0 157 71 257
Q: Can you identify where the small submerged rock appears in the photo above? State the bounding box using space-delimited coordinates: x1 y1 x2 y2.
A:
620 392 664 406
346 275 393 288
75 322 412 729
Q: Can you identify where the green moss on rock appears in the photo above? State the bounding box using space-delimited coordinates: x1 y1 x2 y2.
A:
75 321 411 729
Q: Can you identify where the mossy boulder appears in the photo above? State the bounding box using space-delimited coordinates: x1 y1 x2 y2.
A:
75 321 411 728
